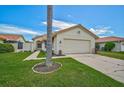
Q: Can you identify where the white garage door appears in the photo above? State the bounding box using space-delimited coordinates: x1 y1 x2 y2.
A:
63 39 90 54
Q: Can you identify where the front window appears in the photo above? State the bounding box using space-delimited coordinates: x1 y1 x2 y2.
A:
37 43 42 48
18 42 23 49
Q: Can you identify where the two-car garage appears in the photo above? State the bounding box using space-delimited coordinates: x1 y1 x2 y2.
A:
33 25 97 55
63 39 91 54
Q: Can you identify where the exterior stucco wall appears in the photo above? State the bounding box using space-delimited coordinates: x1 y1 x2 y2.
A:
42 42 46 51
98 42 121 52
12 42 34 52
33 37 44 51
23 43 34 52
33 39 37 51
112 42 121 51
53 36 58 54
10 37 25 52
11 43 22 52
11 37 34 52
121 41 124 51
55 27 95 54
17 37 25 43
98 43 105 50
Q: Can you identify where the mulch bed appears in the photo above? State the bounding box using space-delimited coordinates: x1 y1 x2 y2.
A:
33 62 62 74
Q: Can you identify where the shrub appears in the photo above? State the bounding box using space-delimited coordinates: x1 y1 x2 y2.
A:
0 43 14 53
104 42 115 51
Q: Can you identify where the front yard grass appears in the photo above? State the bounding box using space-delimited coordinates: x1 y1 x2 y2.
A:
37 51 46 58
0 52 124 86
97 51 124 60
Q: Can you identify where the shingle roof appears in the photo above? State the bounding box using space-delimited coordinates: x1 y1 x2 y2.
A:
96 36 124 43
0 34 25 41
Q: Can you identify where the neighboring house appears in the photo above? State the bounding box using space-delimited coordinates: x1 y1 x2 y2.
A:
0 36 5 43
0 34 33 52
33 24 98 55
96 36 124 52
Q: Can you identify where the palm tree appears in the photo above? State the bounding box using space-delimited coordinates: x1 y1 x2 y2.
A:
46 5 53 67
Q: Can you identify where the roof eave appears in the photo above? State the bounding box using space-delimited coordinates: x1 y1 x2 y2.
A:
33 24 98 40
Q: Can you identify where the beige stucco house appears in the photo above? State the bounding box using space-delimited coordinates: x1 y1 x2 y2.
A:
33 24 98 55
96 36 124 52
0 34 33 52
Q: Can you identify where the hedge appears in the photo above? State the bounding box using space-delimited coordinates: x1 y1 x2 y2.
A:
104 42 115 51
0 43 14 53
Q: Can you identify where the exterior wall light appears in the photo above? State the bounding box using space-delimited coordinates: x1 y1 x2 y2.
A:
77 31 80 34
59 40 62 44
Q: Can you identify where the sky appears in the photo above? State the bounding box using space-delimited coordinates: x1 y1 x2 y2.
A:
0 5 124 41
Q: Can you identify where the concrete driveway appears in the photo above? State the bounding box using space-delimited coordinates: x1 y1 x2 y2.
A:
67 54 124 83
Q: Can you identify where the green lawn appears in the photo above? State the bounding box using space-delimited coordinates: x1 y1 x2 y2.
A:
97 51 124 60
37 51 46 58
0 52 124 87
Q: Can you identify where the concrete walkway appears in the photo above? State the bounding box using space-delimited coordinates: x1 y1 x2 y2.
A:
24 50 40 61
25 56 69 61
67 54 124 83
24 50 68 61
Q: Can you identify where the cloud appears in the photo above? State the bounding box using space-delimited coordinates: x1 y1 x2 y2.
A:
90 26 114 35
99 36 108 38
0 24 41 35
67 14 74 18
42 19 76 30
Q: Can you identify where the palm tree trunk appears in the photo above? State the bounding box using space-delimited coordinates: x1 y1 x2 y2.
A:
46 5 53 67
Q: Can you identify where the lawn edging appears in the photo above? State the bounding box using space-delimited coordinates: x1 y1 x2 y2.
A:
32 62 62 74
97 51 124 60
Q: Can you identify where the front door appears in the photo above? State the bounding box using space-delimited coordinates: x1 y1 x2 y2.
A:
37 42 42 50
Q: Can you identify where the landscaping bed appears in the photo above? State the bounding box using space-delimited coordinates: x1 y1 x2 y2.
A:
32 62 62 74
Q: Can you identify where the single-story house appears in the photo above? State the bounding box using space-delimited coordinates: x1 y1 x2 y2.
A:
96 36 124 52
33 24 98 55
0 34 33 52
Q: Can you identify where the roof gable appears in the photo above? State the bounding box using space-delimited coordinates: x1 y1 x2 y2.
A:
55 24 98 39
0 34 26 41
33 24 98 40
